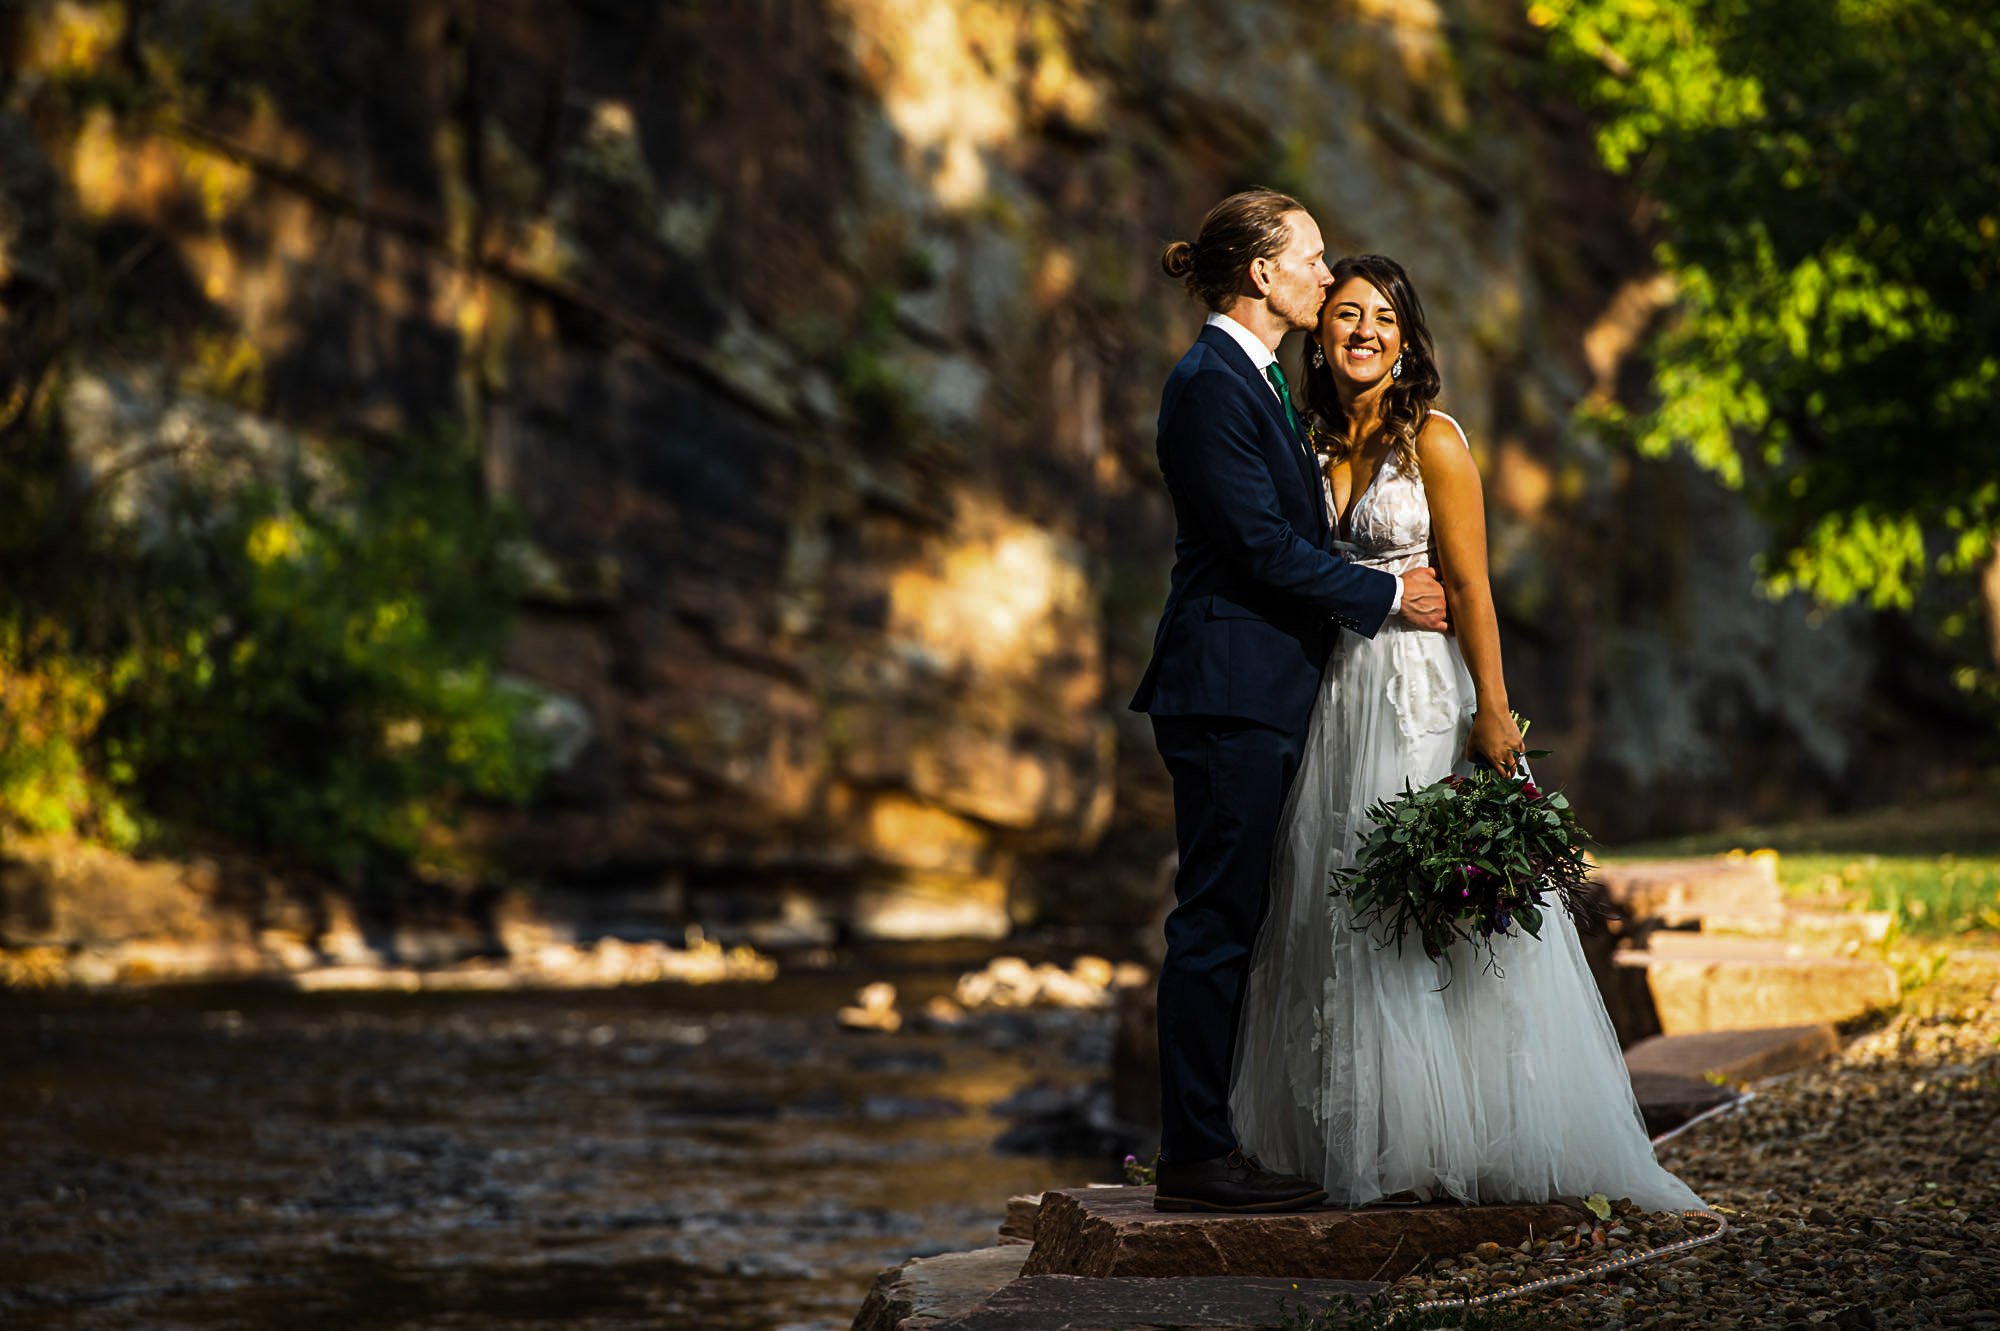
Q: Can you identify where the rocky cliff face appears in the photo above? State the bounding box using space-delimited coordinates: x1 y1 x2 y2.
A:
2 1 1977 938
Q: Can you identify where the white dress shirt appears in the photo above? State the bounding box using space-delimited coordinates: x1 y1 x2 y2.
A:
1202 312 1404 617
1204 312 1280 390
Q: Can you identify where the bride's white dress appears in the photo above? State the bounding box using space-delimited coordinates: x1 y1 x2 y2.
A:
1229 417 1704 1213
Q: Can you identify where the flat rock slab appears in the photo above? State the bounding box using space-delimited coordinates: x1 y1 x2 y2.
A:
1627 1069 1738 1138
852 1245 1030 1331
1625 1024 1839 1136
1626 1023 1840 1085
1592 857 1784 928
1615 941 1897 1034
933 1276 1383 1331
1021 1187 1584 1282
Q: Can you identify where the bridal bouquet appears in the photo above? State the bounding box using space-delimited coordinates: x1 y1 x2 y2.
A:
1329 721 1595 982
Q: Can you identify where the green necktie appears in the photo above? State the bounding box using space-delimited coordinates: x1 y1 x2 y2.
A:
1265 361 1303 442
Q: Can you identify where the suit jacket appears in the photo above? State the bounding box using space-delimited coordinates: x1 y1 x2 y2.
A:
1129 324 1397 731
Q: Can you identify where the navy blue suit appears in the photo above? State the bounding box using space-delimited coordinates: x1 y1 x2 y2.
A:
1130 323 1397 1164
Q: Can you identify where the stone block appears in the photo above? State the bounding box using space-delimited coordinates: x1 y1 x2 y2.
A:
932 1275 1384 1331
999 1193 1043 1244
1624 1024 1840 1086
1592 858 1784 928
1707 906 1897 948
1020 1187 1584 1282
1615 940 1898 1033
850 1245 1029 1331
1626 1070 1737 1139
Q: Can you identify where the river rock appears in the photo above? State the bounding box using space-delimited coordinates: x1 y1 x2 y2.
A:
1021 1186 1585 1282
850 1245 1029 1331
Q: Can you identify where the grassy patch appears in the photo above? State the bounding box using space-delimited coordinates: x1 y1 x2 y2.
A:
1775 854 2000 941
1603 775 2000 946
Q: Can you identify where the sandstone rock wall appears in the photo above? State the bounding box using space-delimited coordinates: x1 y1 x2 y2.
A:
2 1 1978 938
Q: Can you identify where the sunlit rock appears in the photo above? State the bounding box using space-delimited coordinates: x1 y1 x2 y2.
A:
744 889 840 949
922 995 968 1026
955 953 1149 1010
860 792 989 875
838 980 903 1033
852 871 1010 941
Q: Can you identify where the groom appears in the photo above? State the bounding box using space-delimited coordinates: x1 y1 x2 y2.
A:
1130 189 1450 1212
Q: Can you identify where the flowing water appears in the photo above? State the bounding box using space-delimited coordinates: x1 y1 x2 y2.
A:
0 951 1130 1330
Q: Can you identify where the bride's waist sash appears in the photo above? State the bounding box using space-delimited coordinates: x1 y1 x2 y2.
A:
1334 539 1430 569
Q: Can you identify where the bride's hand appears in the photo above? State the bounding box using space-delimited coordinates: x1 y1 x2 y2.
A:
1468 709 1525 776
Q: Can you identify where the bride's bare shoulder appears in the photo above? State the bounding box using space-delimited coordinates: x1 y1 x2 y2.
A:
1415 410 1476 475
1421 410 1471 448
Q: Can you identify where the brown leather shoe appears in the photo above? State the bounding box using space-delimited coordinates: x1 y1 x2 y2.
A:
1152 1149 1328 1213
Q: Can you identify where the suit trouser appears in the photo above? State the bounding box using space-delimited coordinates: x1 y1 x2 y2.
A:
1150 714 1306 1164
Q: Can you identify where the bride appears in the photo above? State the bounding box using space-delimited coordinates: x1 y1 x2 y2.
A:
1227 254 1704 1213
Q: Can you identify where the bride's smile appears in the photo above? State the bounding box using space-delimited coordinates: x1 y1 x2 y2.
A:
1318 275 1404 390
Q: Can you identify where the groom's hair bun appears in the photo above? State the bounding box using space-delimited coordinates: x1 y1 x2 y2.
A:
1163 188 1306 312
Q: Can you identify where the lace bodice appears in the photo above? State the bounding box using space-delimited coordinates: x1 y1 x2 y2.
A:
1319 411 1467 576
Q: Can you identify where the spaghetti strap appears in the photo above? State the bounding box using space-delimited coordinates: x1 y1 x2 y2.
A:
1429 410 1471 450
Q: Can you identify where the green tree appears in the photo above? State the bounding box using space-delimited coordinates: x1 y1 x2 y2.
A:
1533 0 2000 691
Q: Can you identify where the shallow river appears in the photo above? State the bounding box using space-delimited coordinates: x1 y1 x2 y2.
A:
1 951 1130 1330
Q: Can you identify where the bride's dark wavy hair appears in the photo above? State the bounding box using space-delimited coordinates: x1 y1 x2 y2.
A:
1299 253 1442 476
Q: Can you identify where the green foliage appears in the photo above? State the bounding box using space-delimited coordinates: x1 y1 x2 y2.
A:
1332 735 1596 985
838 287 921 442
93 443 547 879
0 620 137 847
1535 0 2000 671
0 434 546 881
1779 853 2000 941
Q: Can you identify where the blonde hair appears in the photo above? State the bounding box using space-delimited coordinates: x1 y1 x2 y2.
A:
1160 188 1307 312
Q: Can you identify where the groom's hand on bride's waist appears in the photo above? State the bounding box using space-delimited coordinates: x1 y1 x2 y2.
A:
1396 567 1449 633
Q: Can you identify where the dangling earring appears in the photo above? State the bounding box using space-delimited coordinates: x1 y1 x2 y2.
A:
1391 352 1404 380
1310 343 1326 368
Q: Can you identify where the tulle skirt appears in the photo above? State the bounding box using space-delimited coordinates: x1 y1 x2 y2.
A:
1228 623 1705 1213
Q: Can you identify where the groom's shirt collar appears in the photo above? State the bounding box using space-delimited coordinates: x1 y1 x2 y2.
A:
1204 312 1281 397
